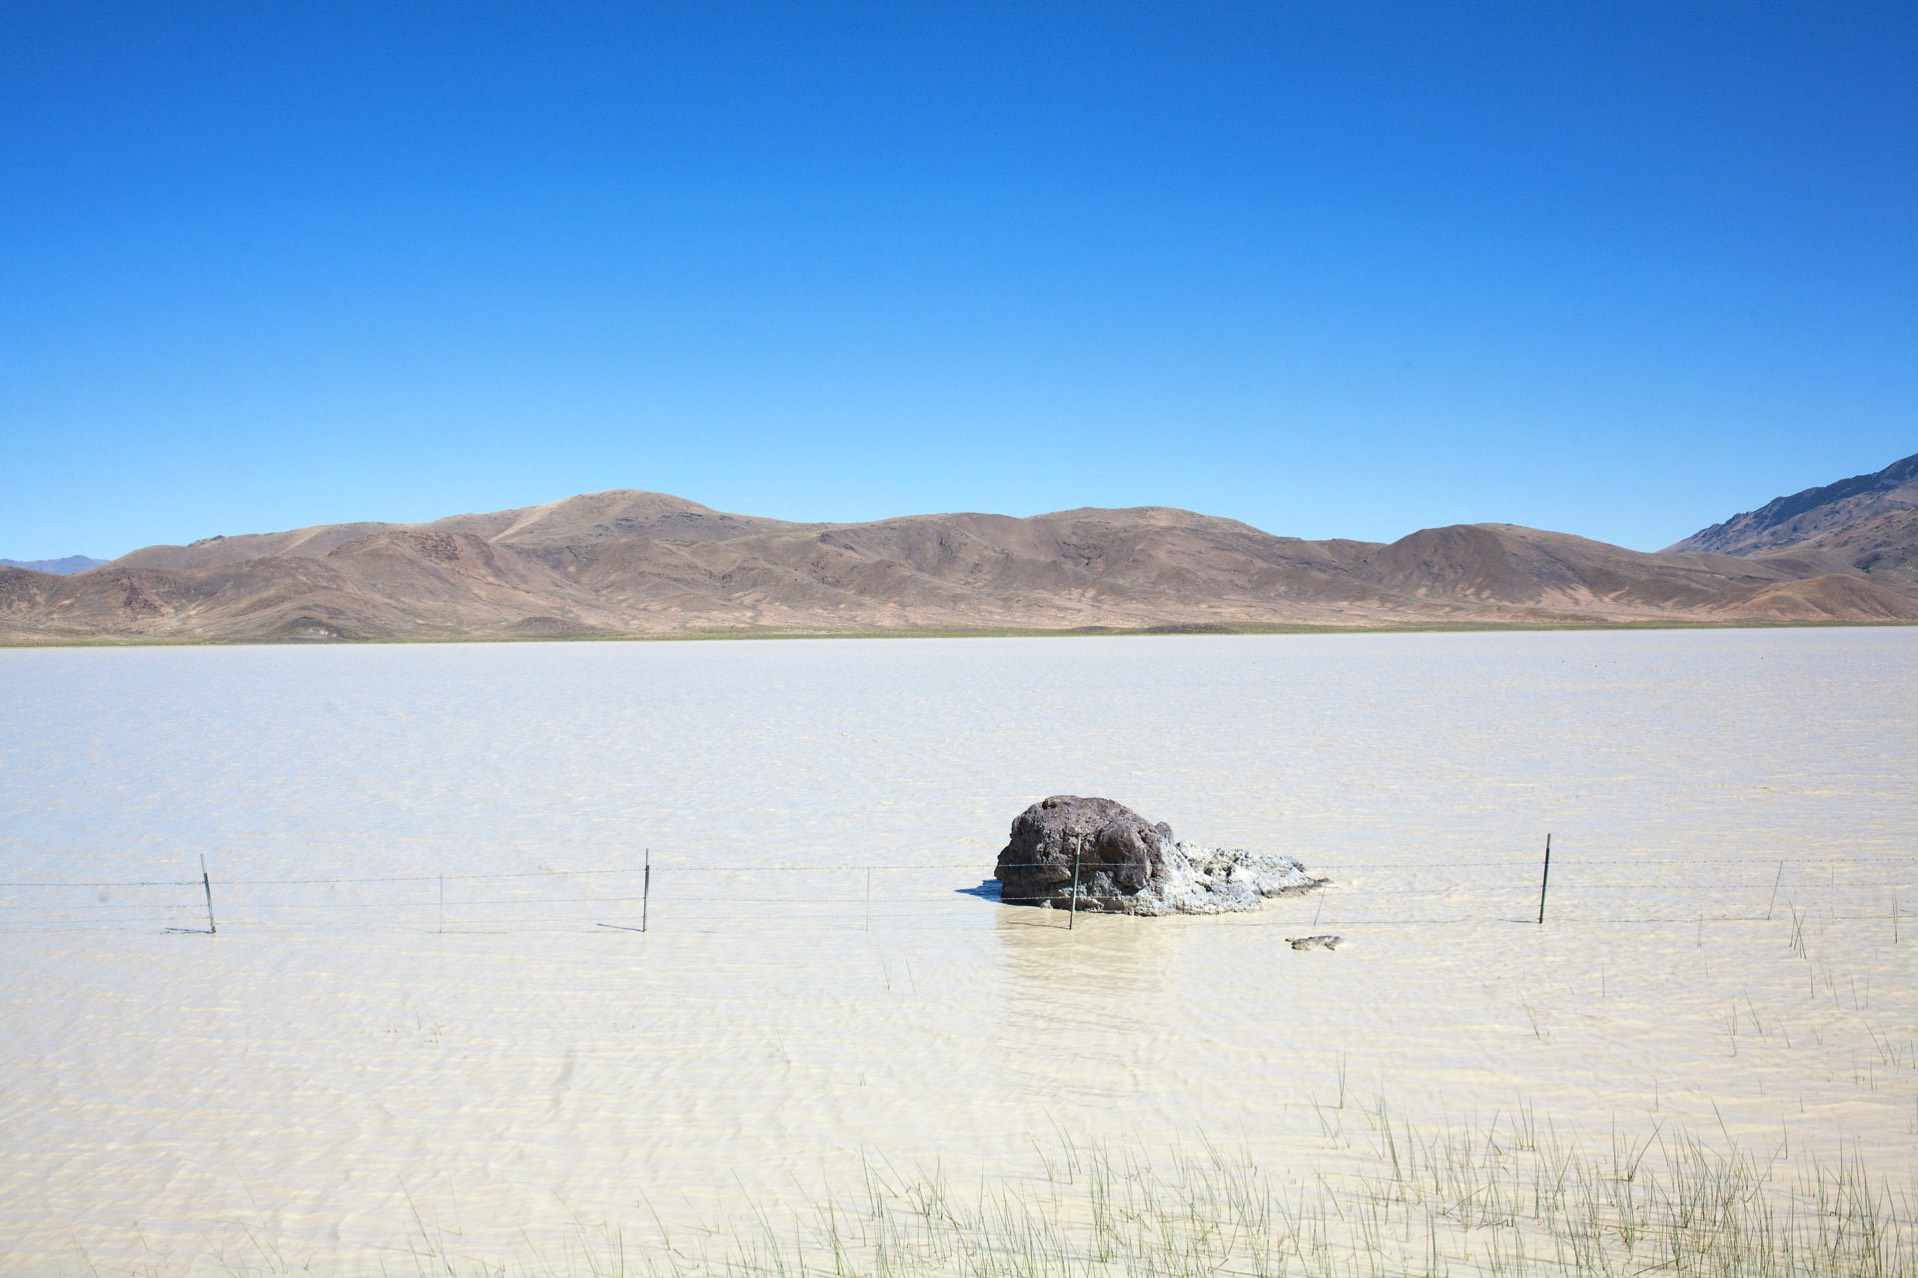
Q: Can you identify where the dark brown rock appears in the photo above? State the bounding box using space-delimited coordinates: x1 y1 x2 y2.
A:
994 795 1328 915
995 795 1174 905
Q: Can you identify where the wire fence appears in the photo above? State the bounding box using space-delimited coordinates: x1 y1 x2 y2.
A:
1 847 1914 938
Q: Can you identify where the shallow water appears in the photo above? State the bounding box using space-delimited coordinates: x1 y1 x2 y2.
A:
1 629 1914 1274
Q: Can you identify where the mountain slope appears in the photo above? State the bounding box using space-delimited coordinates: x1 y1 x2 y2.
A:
6 483 1915 643
1668 453 1918 584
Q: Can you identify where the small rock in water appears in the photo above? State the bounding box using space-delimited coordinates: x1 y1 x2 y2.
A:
993 794 1326 916
1286 934 1343 950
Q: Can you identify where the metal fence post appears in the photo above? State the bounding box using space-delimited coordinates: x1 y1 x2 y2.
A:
1536 834 1551 926
200 854 217 935
1069 840 1081 931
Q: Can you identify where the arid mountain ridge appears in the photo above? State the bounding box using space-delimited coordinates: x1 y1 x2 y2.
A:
5 453 1915 642
0 555 104 575
1666 451 1918 577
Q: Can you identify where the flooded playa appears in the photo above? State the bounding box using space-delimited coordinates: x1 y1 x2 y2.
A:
1 628 1915 1274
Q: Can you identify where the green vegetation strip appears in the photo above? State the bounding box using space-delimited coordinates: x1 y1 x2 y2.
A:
5 618 1911 649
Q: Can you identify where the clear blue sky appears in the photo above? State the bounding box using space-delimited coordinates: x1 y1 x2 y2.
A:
3 2 1913 559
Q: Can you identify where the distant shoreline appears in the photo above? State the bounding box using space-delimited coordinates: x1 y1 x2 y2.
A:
4 617 1911 650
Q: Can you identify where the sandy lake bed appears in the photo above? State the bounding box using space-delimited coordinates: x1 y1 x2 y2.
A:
2 628 1915 1275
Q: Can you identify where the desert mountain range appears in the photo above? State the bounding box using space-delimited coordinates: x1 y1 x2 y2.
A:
0 555 104 575
5 453 1915 642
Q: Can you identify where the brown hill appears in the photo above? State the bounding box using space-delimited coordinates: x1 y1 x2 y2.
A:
5 488 1915 643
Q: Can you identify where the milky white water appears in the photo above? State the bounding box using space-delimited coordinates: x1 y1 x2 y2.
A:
1 629 1914 1275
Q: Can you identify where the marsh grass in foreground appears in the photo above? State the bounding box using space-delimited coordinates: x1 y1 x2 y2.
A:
349 1101 1918 1278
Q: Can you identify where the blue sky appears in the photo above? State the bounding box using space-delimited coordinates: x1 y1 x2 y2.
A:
3 2 1913 559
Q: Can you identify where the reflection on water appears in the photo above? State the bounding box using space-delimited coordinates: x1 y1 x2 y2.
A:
991 907 1204 1102
994 904 1196 992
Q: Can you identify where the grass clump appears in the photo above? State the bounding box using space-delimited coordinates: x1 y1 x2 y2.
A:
359 1104 1918 1278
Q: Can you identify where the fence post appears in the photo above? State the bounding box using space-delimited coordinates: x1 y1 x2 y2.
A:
1766 861 1785 921
1069 839 1081 931
1536 833 1551 926
200 854 217 936
642 849 650 933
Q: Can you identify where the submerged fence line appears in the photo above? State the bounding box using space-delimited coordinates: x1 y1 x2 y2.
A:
0 845 1914 937
11 852 1918 892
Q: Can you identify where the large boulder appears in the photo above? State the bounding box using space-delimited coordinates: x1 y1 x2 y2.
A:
993 795 1326 915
